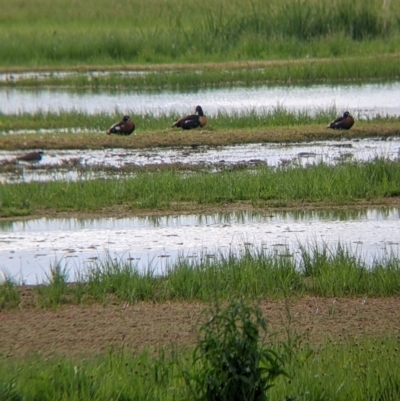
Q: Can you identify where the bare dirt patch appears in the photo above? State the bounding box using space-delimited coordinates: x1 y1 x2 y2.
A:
1 124 400 151
1 296 399 359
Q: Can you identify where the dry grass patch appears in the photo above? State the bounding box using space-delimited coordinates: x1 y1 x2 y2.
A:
1 124 400 151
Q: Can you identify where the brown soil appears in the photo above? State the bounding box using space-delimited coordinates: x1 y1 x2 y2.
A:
1 294 400 359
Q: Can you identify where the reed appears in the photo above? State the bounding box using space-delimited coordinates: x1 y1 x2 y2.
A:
1 0 399 68
1 159 400 217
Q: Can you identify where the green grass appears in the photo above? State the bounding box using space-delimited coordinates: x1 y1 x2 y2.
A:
0 276 20 310
271 336 400 401
0 329 399 400
2 54 400 88
1 106 399 133
0 348 187 401
1 159 400 217
83 242 400 303
2 242 398 310
1 0 400 73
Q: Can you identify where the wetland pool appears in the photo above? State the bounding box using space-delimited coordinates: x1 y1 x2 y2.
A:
1 208 399 285
2 81 400 118
1 137 400 183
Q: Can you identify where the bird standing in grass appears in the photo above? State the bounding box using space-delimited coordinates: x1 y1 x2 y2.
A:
172 105 207 130
327 111 355 130
16 151 44 163
107 115 135 135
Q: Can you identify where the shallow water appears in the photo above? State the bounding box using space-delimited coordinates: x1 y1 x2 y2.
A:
1 81 400 117
0 70 146 83
1 208 399 284
1 137 399 183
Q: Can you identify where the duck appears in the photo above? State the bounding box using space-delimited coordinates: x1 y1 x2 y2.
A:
327 111 355 130
16 151 44 163
172 105 207 130
107 115 135 135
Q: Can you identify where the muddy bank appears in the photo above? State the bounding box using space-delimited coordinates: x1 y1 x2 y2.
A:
1 295 399 358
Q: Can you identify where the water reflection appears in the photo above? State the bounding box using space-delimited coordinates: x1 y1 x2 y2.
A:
1 81 400 117
1 207 399 284
2 208 398 233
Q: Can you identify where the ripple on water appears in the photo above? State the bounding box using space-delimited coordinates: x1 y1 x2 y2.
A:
0 208 399 284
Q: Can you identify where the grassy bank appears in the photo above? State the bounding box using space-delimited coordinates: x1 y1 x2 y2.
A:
1 113 400 152
2 242 399 310
1 334 399 401
2 107 400 133
1 0 400 68
1 158 400 217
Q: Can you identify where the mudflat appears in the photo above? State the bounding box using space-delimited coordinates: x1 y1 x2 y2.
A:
1 292 399 359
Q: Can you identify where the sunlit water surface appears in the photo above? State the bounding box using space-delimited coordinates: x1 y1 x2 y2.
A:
2 81 400 117
1 208 399 284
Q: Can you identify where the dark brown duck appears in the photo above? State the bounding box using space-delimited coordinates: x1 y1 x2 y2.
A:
172 105 207 130
107 115 135 135
327 111 355 130
16 151 44 163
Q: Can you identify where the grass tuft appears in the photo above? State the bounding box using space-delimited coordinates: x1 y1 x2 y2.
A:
0 275 20 310
36 262 69 308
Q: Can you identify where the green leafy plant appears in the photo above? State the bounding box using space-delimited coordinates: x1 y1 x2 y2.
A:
185 300 288 401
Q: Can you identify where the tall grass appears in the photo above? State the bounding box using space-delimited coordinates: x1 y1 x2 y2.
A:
0 106 353 132
1 159 400 216
0 274 20 310
0 328 399 400
270 336 400 400
0 349 187 400
35 262 69 308
4 242 399 309
1 0 400 67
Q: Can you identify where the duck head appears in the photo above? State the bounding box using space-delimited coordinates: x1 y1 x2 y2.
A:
195 105 204 116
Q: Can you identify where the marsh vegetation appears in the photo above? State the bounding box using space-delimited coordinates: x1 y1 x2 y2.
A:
1 0 400 399
2 241 400 309
2 107 400 136
1 158 400 217
1 0 400 67
1 0 400 88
